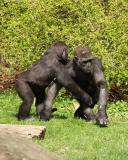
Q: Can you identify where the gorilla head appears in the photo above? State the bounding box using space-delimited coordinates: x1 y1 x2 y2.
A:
48 41 68 64
73 47 94 73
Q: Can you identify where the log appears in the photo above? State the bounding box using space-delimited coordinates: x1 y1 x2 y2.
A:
0 124 46 139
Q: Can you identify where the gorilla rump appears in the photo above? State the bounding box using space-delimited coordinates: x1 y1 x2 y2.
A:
42 47 108 127
16 41 69 120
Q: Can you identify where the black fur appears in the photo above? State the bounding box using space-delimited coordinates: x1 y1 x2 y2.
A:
16 41 68 120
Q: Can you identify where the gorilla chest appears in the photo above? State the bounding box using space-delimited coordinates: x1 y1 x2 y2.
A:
74 72 95 90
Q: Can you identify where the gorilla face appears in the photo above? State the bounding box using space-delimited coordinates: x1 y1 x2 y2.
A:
73 56 93 73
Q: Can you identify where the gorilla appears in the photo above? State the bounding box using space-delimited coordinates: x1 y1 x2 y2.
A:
15 41 68 120
41 47 109 127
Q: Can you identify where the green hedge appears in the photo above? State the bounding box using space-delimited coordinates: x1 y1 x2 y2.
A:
1 0 128 87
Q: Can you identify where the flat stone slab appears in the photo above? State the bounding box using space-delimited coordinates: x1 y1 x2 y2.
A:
0 124 64 160
0 124 46 139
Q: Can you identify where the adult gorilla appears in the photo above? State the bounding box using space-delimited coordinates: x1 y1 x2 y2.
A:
41 47 108 127
16 42 92 120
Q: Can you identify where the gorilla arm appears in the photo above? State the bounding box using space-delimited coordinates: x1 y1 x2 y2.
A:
44 81 62 111
93 59 108 126
54 63 93 106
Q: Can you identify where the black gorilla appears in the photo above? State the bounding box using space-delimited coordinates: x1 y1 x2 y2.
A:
42 47 108 127
16 41 68 120
16 42 93 120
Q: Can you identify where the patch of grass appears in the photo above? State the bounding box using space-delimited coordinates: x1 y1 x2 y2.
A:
0 90 128 160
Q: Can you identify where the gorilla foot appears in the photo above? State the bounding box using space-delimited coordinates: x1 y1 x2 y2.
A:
96 117 108 127
96 112 108 127
84 113 96 122
74 108 96 122
39 108 57 121
40 110 51 121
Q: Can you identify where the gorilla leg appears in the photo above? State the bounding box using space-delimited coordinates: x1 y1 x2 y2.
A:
16 80 34 120
33 86 46 115
40 82 62 121
35 96 45 115
74 101 95 121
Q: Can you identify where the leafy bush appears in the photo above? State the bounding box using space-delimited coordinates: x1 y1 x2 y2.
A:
108 101 128 120
1 0 128 88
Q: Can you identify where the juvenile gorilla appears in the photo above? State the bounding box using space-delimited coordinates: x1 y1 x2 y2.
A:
42 47 108 127
16 42 93 120
16 41 68 120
